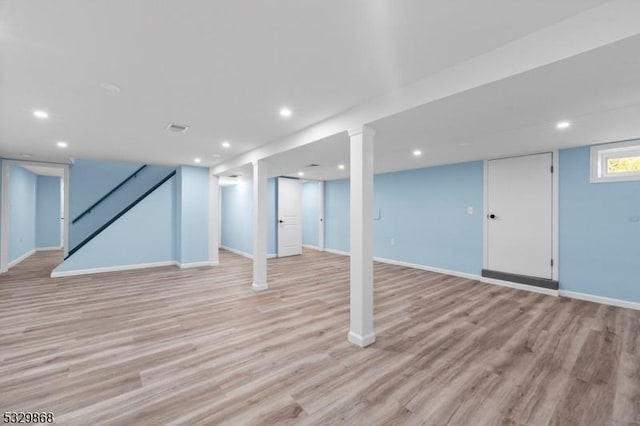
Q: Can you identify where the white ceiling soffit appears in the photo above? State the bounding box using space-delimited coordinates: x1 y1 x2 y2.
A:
213 0 640 175
248 33 640 181
17 164 65 177
0 0 616 166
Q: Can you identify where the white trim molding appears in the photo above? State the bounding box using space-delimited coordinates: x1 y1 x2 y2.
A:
7 249 37 269
559 290 640 311
50 258 219 277
324 248 350 257
302 244 320 251
221 245 253 259
373 256 481 281
220 246 276 259
37 246 63 251
178 261 218 269
348 331 376 348
251 282 268 292
50 261 178 278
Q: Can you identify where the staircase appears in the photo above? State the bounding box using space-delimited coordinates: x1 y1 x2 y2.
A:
67 165 176 258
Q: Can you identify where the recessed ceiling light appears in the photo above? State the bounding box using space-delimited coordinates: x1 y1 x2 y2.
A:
19 153 33 158
33 110 49 119
413 149 422 157
221 141 230 149
56 141 68 148
556 121 571 129
280 107 292 118
194 157 201 164
99 82 121 93
338 164 345 170
297 171 304 176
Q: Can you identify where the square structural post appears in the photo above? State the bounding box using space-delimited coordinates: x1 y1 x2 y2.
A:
348 126 375 347
209 172 220 265
252 159 268 291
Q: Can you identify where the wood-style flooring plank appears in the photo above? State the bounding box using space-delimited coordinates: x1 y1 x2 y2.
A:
1 249 638 425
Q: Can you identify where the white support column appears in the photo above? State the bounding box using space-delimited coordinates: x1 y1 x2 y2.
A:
209 172 220 265
347 126 375 347
318 180 325 252
252 159 268 291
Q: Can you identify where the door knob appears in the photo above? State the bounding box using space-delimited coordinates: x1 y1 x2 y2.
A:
488 214 496 219
279 220 284 223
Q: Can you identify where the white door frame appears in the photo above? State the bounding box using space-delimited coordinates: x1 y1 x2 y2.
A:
318 180 325 251
482 151 559 283
0 160 70 273
277 177 303 257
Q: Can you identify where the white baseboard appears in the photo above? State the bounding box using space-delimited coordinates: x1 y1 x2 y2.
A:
6 246 63 271
303 244 320 250
37 246 63 251
221 245 252 258
51 260 178 278
220 246 276 259
480 277 559 296
8 249 36 269
559 290 640 311
373 256 482 281
178 260 218 269
326 249 561 297
252 282 268 292
348 331 376 348
324 248 350 257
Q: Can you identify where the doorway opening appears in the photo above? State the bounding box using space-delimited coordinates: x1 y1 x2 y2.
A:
1 160 69 272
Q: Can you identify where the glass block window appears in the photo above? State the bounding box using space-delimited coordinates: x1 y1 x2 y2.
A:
591 140 640 183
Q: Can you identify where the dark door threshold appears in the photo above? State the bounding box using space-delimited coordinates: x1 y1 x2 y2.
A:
482 269 559 290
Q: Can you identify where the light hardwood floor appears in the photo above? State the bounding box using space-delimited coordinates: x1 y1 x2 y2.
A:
1 249 638 425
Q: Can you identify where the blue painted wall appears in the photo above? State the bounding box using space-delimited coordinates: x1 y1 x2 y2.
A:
559 146 640 303
324 179 350 253
69 159 174 250
221 179 253 255
374 163 484 274
0 159 3 263
69 159 141 218
324 162 484 274
53 177 176 273
221 178 277 256
175 166 210 264
302 182 320 247
9 166 37 263
36 176 61 248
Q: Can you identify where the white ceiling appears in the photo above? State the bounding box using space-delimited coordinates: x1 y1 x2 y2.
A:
229 34 640 181
0 0 610 167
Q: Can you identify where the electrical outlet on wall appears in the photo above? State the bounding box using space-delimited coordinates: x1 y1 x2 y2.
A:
467 206 474 215
390 238 395 246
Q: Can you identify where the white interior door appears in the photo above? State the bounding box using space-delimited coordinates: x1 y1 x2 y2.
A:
487 153 553 279
277 177 302 257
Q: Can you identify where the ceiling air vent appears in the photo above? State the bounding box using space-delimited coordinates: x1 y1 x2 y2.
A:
307 163 319 167
228 174 240 178
167 123 190 133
